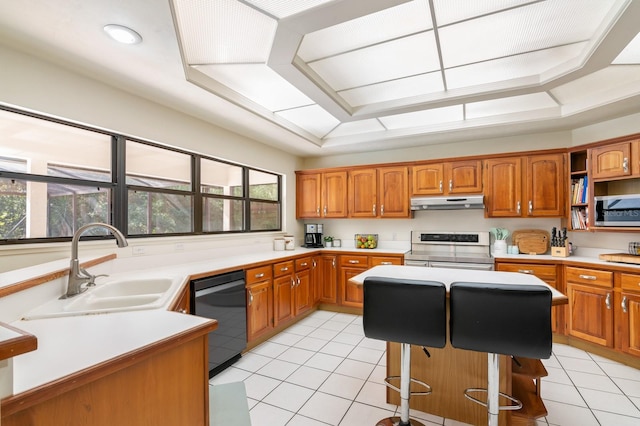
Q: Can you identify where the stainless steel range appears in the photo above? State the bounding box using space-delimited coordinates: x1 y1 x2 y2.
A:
404 231 494 270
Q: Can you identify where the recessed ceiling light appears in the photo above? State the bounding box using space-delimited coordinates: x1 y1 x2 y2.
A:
103 24 142 45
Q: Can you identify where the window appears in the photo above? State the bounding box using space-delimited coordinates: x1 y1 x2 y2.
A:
0 107 283 243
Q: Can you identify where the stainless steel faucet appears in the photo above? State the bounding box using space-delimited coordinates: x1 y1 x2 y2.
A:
63 223 128 299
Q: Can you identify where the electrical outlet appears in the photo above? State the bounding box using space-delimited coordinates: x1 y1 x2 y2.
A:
132 246 146 256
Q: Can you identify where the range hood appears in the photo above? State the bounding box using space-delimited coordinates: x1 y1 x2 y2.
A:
411 195 485 210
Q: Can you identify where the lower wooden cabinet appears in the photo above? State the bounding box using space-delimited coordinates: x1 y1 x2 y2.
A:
318 255 338 304
294 257 312 316
619 273 640 357
566 266 614 347
246 265 273 342
338 254 404 308
273 260 295 327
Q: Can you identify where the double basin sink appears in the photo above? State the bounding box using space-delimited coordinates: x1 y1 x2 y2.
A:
23 275 185 320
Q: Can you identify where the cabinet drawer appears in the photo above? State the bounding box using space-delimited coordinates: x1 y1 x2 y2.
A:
566 266 612 288
340 255 369 267
273 260 295 277
246 265 272 285
370 256 403 266
621 273 640 293
295 257 312 271
496 263 557 281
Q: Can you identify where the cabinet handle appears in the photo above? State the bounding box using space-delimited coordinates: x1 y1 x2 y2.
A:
622 296 628 313
380 205 384 216
281 266 289 272
518 269 534 274
316 207 320 216
291 278 295 288
578 274 596 280
255 272 264 279
623 157 629 172
449 179 453 192
528 200 533 214
332 258 336 268
301 262 308 267
439 180 443 192
248 289 253 306
605 293 611 310
179 309 187 314
372 204 376 216
516 201 521 214
312 259 317 268
349 259 360 264
323 206 327 216
297 276 301 286
380 261 393 265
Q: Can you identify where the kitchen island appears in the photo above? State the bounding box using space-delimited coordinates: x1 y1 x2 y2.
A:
349 265 568 426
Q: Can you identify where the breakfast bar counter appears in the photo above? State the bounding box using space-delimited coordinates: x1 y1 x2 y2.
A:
349 265 568 426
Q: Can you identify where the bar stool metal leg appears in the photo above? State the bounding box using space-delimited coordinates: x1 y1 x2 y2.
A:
487 353 499 426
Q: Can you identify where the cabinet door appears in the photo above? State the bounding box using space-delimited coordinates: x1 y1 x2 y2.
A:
446 160 483 194
319 255 337 304
526 153 565 217
412 163 444 195
620 292 640 357
247 280 273 342
349 168 377 217
296 173 321 218
340 266 366 308
294 269 312 316
567 282 613 347
590 142 631 179
378 166 410 218
273 275 295 327
484 157 522 217
311 256 322 304
322 171 348 218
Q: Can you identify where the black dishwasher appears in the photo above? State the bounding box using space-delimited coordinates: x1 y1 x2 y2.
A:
190 270 247 377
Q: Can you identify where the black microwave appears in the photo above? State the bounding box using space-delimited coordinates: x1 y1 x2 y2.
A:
594 195 640 227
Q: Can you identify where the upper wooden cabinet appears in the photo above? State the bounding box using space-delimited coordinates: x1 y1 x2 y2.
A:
348 166 410 218
485 153 565 218
296 171 347 219
590 141 633 180
412 160 482 196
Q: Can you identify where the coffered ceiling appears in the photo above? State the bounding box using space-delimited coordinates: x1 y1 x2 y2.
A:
1 1 640 157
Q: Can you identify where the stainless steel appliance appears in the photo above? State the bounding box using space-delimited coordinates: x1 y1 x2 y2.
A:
190 270 246 377
594 194 640 227
410 195 484 210
404 231 494 270
304 223 324 248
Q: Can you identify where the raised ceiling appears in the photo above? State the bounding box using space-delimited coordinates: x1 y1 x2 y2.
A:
0 1 639 157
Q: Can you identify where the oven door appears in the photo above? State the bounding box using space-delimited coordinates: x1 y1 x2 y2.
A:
429 261 494 271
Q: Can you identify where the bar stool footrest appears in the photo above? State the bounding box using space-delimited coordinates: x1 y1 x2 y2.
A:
463 388 523 411
384 375 432 397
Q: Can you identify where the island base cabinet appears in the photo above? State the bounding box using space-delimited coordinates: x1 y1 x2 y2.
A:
619 292 640 357
2 335 210 426
567 283 613 347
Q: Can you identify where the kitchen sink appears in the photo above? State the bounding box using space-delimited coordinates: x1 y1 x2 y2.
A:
22 275 185 320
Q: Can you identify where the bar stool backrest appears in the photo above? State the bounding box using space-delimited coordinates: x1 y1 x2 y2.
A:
449 283 552 359
363 277 446 348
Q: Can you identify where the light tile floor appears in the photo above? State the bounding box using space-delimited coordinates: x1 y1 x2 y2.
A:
210 310 640 426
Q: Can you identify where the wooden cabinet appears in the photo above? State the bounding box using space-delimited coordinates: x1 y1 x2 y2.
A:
370 255 403 266
339 254 368 308
311 255 322 305
619 273 640 357
590 141 633 179
348 166 410 218
485 153 565 218
246 265 273 342
496 262 564 334
412 160 482 196
170 284 190 314
296 171 347 219
273 260 295 327
294 257 312 316
318 254 338 304
566 266 613 347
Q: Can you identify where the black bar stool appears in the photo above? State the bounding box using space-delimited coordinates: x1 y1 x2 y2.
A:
449 282 552 426
363 277 447 426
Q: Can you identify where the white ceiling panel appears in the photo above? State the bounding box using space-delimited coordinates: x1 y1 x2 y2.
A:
439 0 616 68
297 0 432 62
194 64 313 111
466 93 558 119
551 65 640 104
613 32 640 64
308 32 439 90
326 119 386 137
432 0 535 26
276 105 340 138
339 72 444 106
380 105 463 129
173 0 276 64
244 0 335 18
446 42 588 90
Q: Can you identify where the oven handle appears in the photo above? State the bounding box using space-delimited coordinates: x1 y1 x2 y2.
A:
429 262 494 271
404 260 429 267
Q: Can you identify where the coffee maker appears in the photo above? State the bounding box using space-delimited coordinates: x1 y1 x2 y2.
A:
304 223 324 248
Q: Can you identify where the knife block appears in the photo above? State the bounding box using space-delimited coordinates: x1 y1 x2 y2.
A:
551 244 569 257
